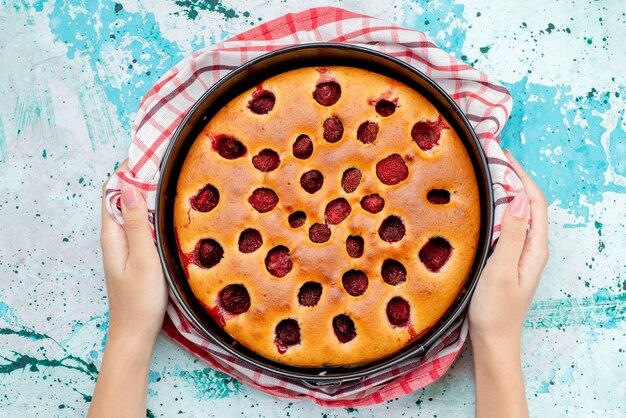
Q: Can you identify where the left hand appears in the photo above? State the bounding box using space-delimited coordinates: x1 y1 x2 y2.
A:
100 161 168 344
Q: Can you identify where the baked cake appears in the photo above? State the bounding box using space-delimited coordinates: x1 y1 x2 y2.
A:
173 66 480 367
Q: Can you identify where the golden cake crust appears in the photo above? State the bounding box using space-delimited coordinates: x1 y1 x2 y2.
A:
174 66 480 367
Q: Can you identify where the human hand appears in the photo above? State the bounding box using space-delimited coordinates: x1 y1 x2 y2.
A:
100 161 168 345
469 149 549 348
469 150 548 418
90 161 167 418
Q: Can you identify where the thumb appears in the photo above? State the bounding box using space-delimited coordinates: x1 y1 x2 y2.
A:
120 185 155 262
492 190 530 268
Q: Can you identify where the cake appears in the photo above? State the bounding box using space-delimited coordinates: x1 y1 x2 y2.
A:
173 66 480 367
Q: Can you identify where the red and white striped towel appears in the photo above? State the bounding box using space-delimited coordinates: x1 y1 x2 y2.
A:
105 7 521 407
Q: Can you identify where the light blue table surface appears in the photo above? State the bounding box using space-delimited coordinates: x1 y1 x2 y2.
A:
0 0 624 416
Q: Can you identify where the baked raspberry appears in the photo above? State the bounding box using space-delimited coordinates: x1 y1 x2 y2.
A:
238 229 263 253
378 215 405 243
376 154 409 185
309 223 331 243
252 149 280 172
386 297 410 326
249 92 275 114
288 211 306 228
216 136 246 159
275 319 301 346
333 314 356 343
219 284 250 314
190 184 219 212
427 189 450 204
325 198 351 225
298 282 322 307
342 270 368 296
293 134 313 159
381 259 406 285
375 99 396 117
313 82 341 106
341 168 362 193
360 194 385 214
300 170 324 194
411 121 440 151
248 188 278 213
197 239 223 268
419 237 452 272
356 121 379 144
265 246 292 277
323 116 344 143
346 235 364 258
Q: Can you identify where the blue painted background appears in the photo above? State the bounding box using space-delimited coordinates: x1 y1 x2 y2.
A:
0 0 624 416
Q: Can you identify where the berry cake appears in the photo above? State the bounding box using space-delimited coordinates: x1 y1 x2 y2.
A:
173 66 480 367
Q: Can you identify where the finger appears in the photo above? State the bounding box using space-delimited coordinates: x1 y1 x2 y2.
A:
503 150 549 279
100 159 130 243
100 176 128 270
117 159 129 171
119 184 155 266
491 189 530 273
503 150 548 244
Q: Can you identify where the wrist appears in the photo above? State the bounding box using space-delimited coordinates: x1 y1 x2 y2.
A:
107 315 162 347
104 329 158 364
471 335 522 373
470 326 521 353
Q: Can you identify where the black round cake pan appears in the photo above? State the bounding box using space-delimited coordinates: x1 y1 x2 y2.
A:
155 43 494 384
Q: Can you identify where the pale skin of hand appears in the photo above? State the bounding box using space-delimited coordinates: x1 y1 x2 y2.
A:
469 149 549 418
88 161 168 418
90 152 548 417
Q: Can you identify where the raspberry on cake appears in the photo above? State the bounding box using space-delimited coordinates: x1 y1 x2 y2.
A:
173 66 480 368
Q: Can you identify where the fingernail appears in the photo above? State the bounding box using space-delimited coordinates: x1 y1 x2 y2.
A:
509 190 529 218
120 185 140 208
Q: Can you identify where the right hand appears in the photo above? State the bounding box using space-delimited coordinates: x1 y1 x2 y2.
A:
468 149 549 348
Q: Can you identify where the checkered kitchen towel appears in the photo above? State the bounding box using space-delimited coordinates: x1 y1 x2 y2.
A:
104 7 521 407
